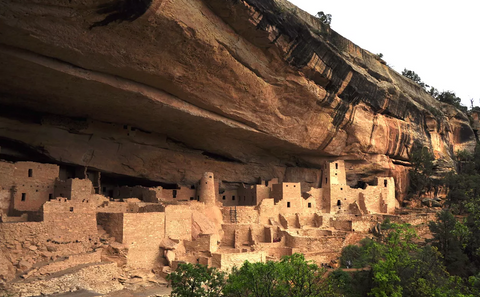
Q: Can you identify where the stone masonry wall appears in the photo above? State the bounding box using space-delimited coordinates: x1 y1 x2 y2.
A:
123 212 165 269
42 199 97 242
165 205 192 241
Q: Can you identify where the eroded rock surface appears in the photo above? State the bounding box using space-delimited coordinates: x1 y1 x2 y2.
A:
0 0 476 202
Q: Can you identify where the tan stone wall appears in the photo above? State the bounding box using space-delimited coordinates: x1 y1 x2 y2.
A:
14 162 59 184
255 185 271 205
234 206 259 224
212 251 266 271
220 189 238 206
10 162 59 212
42 199 98 242
0 189 10 215
96 201 129 213
221 224 236 247
258 199 278 225
123 212 165 269
97 213 124 242
185 234 217 253
0 161 15 188
286 233 344 253
330 218 353 231
165 205 192 240
297 213 318 228
70 178 94 201
162 186 196 202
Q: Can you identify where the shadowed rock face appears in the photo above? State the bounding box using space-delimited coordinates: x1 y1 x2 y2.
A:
0 0 475 201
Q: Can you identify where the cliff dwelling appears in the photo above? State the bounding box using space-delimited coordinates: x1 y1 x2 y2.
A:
0 0 477 295
0 155 436 295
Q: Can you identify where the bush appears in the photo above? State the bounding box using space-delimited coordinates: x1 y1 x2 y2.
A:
167 263 227 297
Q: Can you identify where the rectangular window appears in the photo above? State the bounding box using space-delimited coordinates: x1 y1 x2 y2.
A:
232 196 235 201
325 178 328 183
69 207 74 212
173 190 177 198
287 202 291 208
384 180 388 187
308 203 312 208
28 169 33 177
222 195 226 200
335 163 338 169
49 194 53 200
21 193 26 201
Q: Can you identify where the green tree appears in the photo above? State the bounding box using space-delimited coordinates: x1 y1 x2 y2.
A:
408 140 435 198
436 91 467 112
167 263 227 297
402 68 429 90
224 254 338 297
369 223 418 297
428 210 469 276
315 11 332 25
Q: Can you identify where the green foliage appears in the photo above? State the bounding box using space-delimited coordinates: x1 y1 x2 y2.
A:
315 11 332 25
340 238 378 269
428 210 470 276
402 69 468 112
224 253 338 297
167 263 227 297
402 68 429 90
436 91 467 112
407 140 435 198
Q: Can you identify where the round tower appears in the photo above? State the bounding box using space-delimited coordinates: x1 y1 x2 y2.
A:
198 172 216 205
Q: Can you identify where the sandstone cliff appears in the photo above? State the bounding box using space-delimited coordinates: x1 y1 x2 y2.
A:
0 0 476 201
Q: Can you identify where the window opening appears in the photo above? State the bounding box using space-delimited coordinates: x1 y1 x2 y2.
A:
70 207 74 212
308 203 312 208
384 180 388 187
335 163 338 169
232 195 235 201
222 195 226 200
173 190 177 198
287 202 291 208
49 194 53 200
28 169 33 177
21 193 26 201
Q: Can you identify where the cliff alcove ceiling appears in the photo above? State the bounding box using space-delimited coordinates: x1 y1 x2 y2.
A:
0 0 476 202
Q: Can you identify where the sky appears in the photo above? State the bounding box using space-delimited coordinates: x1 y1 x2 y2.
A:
288 0 480 107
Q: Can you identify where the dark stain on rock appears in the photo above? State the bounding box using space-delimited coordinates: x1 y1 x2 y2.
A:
90 0 153 29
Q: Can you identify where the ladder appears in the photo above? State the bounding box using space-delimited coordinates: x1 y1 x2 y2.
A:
230 206 237 223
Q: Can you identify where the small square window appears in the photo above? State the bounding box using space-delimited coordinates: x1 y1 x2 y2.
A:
69 207 74 212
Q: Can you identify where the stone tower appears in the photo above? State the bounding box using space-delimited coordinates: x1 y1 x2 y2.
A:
198 172 216 205
323 160 347 213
